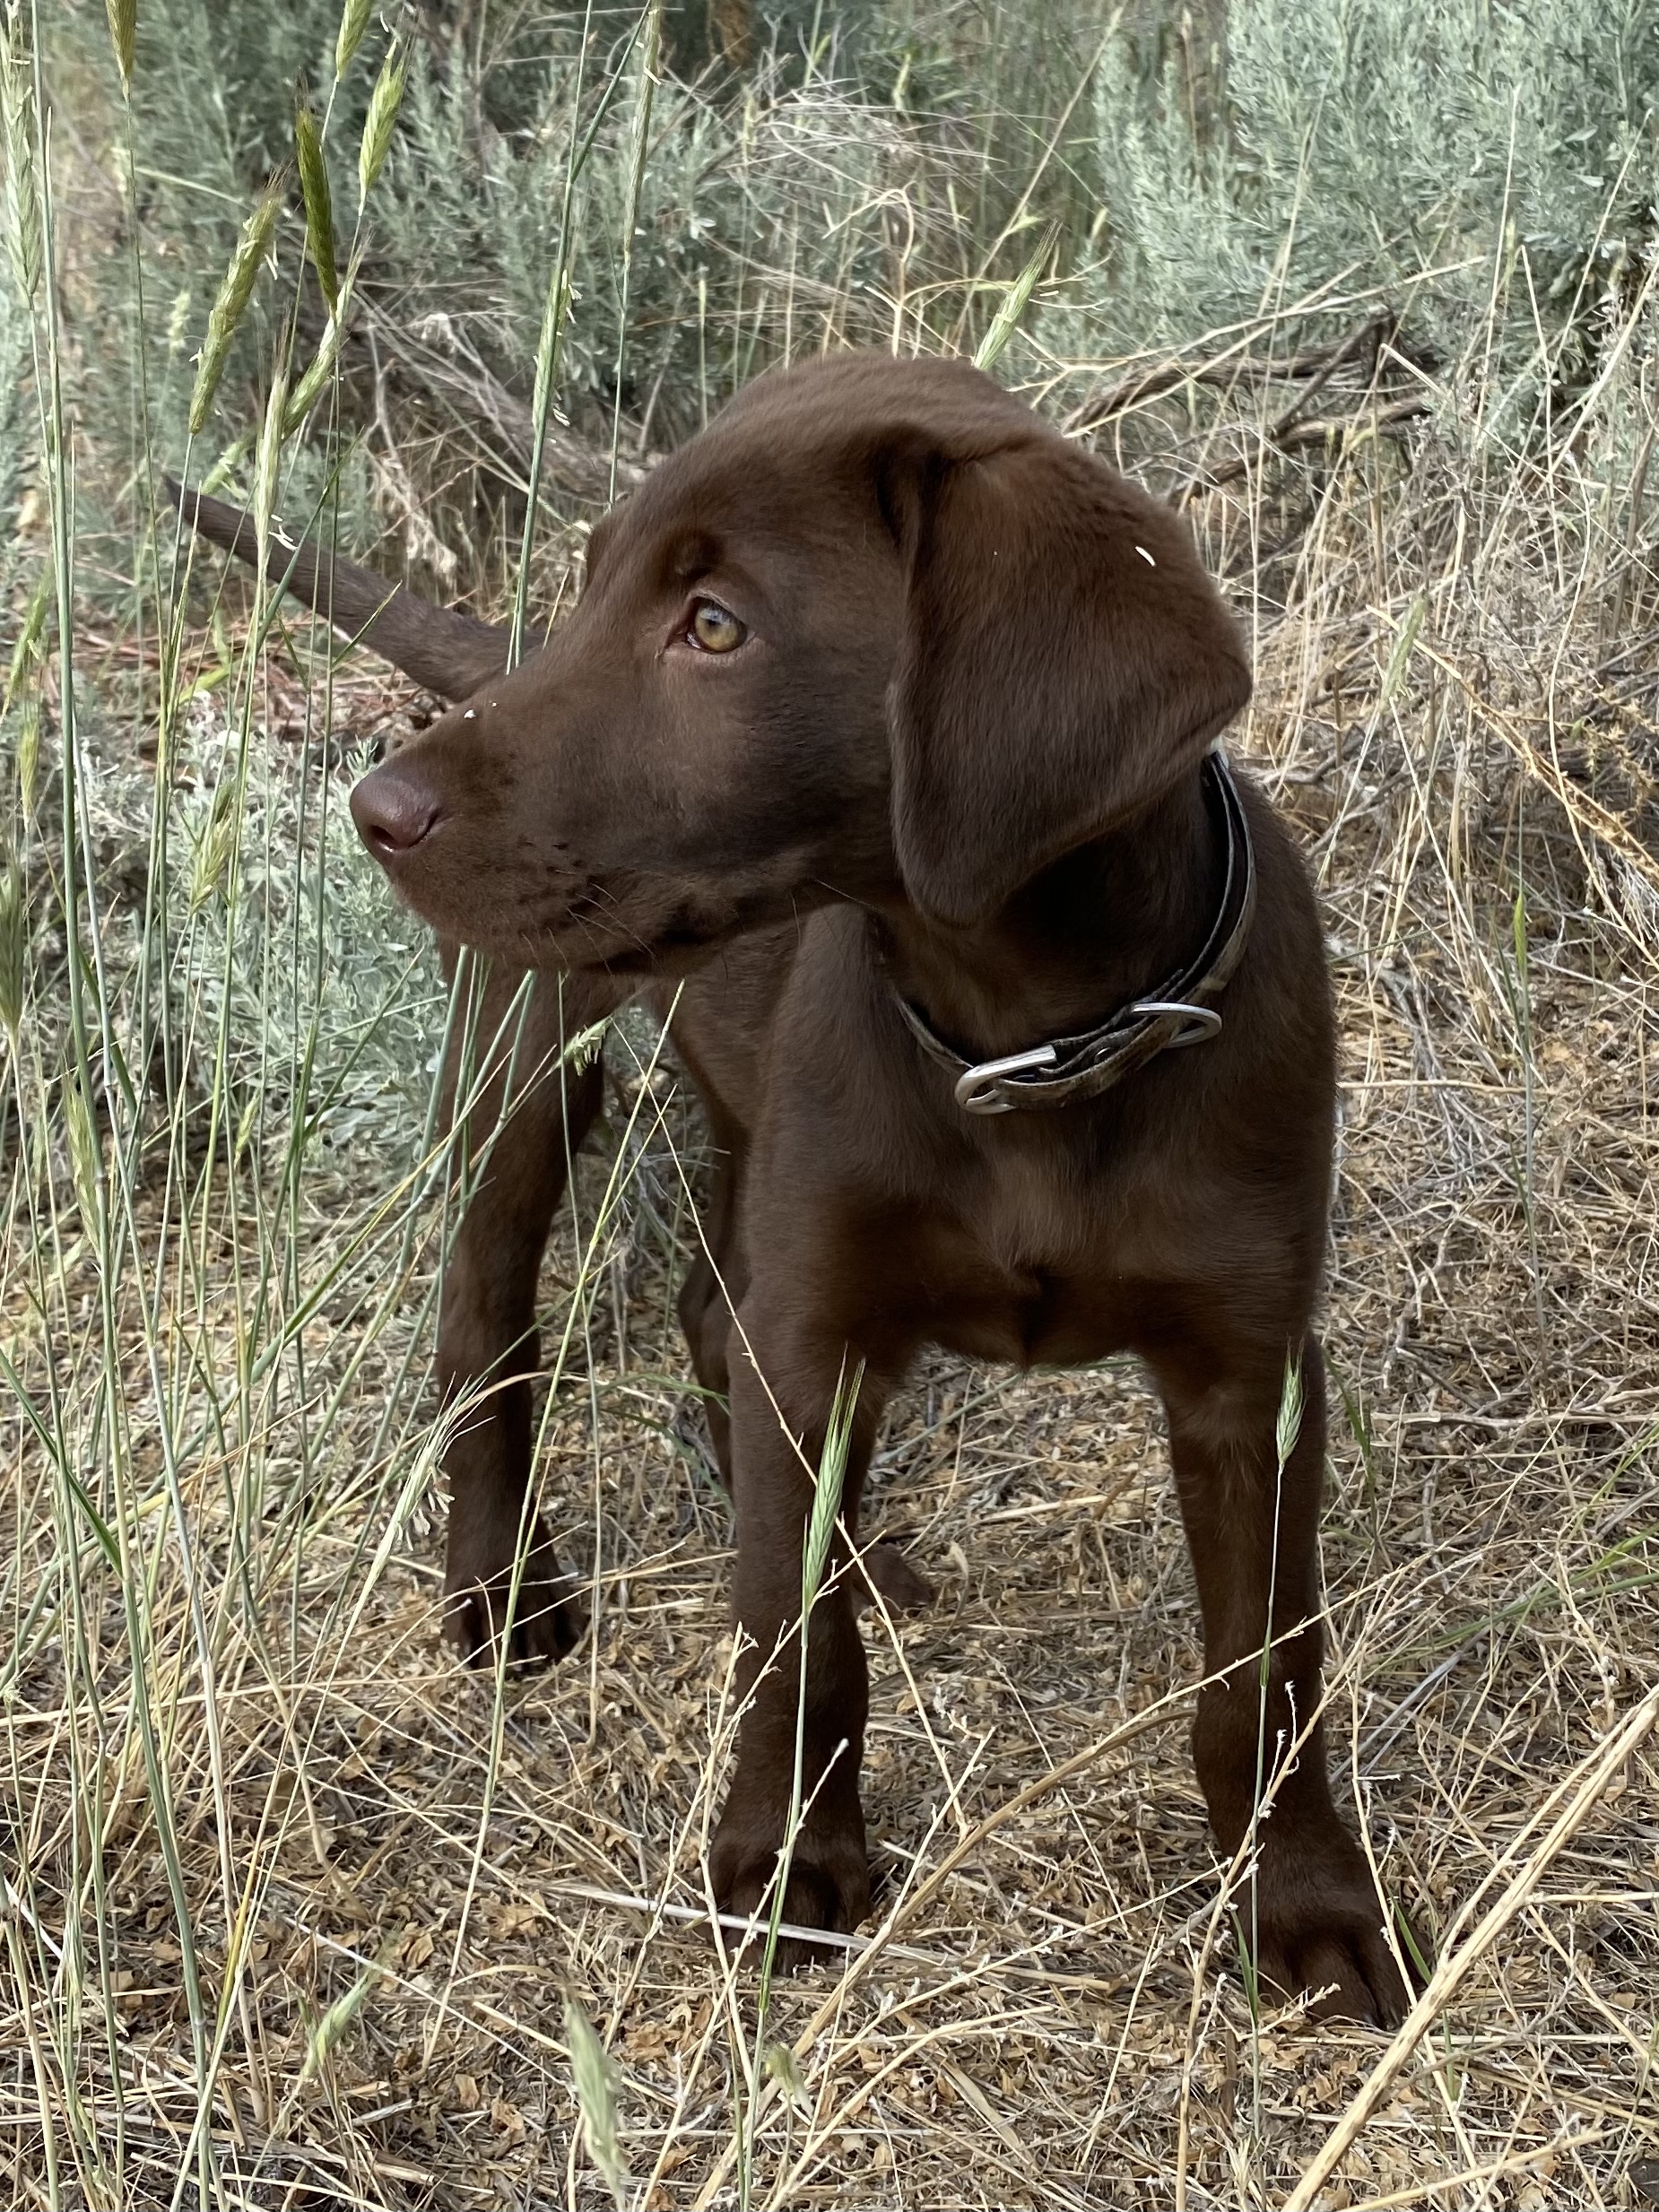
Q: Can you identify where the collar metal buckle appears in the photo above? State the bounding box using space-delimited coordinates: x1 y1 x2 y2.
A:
1128 1000 1223 1049
890 751 1254 1116
953 1043 1058 1115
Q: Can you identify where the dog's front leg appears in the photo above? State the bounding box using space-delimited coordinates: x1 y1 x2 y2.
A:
1151 1331 1413 2024
707 1305 888 1965
437 962 618 1668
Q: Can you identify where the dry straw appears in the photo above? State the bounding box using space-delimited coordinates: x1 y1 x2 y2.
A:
6 12 1659 2208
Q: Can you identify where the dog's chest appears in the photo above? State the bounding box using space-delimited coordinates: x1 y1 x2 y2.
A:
931 1144 1136 1366
974 1144 1094 1269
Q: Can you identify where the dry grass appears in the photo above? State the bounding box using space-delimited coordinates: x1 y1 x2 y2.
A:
5 299 1659 2212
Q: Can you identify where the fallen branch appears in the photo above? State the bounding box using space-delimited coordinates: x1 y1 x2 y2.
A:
1065 317 1395 437
1185 395 1430 495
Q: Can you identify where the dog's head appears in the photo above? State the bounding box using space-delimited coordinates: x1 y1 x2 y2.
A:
347 353 1251 969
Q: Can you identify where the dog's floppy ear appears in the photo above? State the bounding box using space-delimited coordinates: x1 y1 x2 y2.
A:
885 432 1252 926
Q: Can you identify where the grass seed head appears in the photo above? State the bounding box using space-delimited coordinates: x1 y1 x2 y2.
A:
103 0 135 91
188 178 282 437
294 102 338 312
764 2042 808 2108
189 785 239 914
282 310 343 435
13 691 39 819
0 14 41 302
975 218 1060 371
358 47 405 202
65 1071 100 1230
334 0 372 82
0 854 24 1042
300 1959 384 2085
253 363 290 561
4 574 48 716
1273 1349 1306 1478
563 1994 630 2209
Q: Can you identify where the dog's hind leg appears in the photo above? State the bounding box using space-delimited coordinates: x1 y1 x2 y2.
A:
674 1099 749 1489
672 1109 931 1617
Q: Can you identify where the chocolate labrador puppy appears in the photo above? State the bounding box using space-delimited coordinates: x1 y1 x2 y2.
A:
170 351 1411 2022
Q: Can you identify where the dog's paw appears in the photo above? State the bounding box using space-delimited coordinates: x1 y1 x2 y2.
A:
1242 1820 1419 2025
444 1518 584 1670
856 1540 935 1615
708 1800 870 1973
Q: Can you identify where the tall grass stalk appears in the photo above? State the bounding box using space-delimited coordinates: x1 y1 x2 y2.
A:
23 7 230 2202
510 0 596 667
735 1359 860 2212
608 0 663 499
445 1014 664 2027
1508 878 1549 1358
1251 1352 1305 2152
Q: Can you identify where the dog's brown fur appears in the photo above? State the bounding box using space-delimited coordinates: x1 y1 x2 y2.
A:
170 352 1412 2022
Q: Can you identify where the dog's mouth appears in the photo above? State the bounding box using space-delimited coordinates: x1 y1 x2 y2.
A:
387 879 744 981
541 876 821 982
353 777 809 976
577 926 712 977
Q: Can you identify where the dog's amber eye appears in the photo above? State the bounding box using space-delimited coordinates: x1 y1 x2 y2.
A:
690 601 745 654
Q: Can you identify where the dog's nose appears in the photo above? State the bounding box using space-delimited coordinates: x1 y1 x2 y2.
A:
351 765 440 860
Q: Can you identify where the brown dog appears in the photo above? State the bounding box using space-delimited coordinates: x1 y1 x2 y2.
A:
170 352 1411 2022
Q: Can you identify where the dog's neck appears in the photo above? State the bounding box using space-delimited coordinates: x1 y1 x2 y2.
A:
873 766 1222 1062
